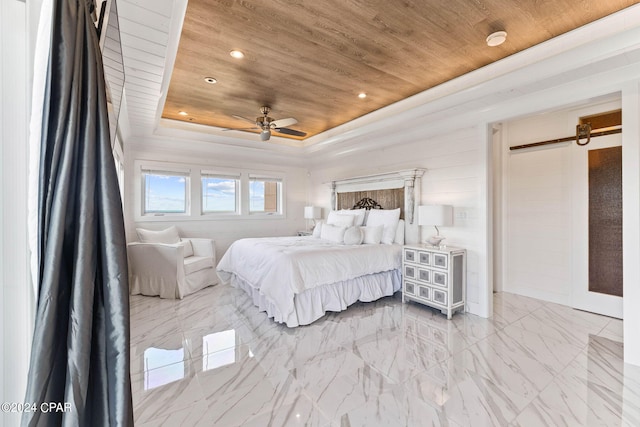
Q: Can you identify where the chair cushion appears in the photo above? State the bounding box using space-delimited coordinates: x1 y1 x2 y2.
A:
178 240 194 257
183 256 214 275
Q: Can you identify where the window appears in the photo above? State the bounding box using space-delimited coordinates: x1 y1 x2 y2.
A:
142 169 189 215
249 175 282 214
136 161 287 220
201 173 239 214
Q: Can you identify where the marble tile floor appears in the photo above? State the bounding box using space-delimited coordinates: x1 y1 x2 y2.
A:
130 285 638 426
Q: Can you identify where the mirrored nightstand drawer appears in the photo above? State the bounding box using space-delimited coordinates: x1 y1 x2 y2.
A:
433 253 448 269
432 271 448 287
432 289 447 305
404 249 417 263
418 251 431 265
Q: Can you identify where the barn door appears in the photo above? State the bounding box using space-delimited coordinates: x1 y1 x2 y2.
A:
571 133 623 318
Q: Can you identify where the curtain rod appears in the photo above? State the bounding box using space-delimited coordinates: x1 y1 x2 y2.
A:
509 127 621 151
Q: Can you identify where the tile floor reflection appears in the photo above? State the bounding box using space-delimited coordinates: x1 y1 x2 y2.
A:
130 286 637 426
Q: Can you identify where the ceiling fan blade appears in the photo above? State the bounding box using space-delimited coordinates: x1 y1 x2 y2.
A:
271 117 297 128
232 115 258 125
274 127 307 137
222 126 259 131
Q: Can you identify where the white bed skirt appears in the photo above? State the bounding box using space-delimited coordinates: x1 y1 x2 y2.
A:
227 269 402 327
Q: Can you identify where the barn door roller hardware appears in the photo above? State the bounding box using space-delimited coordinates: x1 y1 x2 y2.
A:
509 109 621 151
575 123 591 146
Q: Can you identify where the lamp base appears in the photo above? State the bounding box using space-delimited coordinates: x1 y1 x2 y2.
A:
426 235 446 247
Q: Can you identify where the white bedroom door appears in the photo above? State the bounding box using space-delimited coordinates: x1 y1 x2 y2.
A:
571 133 623 319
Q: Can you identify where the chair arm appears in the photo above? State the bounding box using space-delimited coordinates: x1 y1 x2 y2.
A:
127 242 185 279
185 238 215 259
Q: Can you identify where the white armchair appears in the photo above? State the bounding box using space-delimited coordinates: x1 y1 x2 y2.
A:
128 227 218 299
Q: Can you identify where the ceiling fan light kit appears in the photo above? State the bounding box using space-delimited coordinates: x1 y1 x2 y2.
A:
227 106 307 142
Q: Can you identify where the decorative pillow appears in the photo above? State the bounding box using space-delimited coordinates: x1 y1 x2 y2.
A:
312 220 324 238
343 226 363 245
366 208 401 244
320 223 347 243
337 208 366 226
178 239 194 257
327 210 344 225
394 219 405 245
327 213 355 227
361 225 383 244
136 226 180 244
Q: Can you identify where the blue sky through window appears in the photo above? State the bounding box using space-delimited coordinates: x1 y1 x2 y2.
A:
249 180 265 211
144 173 187 213
202 177 236 212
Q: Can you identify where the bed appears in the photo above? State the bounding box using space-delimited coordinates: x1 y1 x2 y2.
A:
216 169 425 327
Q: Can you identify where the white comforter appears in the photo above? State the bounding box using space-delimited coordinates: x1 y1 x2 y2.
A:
216 236 402 320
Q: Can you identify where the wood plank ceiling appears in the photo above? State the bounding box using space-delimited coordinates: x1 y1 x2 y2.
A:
162 0 639 141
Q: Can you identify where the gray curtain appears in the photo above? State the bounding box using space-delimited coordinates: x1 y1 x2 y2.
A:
23 0 133 426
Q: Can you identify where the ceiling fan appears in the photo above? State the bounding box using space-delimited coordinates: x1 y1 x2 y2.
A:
228 106 307 141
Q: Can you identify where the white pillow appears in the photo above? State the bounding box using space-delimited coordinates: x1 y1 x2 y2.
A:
361 225 383 244
327 213 355 227
320 223 347 243
178 239 194 257
312 220 324 238
327 210 345 225
337 208 366 226
394 219 405 245
366 209 401 244
343 226 363 245
136 226 180 244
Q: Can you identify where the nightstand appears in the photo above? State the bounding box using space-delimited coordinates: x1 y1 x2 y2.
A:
402 244 466 319
296 230 313 236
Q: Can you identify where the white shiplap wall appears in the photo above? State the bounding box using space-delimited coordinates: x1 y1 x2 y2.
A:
307 126 491 316
117 0 182 136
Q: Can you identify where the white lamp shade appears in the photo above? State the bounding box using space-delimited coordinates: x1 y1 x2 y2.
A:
418 205 453 226
304 206 321 219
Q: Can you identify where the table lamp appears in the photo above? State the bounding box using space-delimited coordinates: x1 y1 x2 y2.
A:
418 205 453 246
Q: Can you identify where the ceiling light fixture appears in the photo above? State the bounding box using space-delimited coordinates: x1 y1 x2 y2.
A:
486 31 507 47
178 111 188 116
204 77 217 84
358 92 367 99
229 50 245 59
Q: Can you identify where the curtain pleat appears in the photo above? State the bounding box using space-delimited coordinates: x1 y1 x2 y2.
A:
22 0 133 425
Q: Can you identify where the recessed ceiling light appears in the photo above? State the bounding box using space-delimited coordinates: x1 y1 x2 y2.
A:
204 77 217 84
229 50 245 59
358 92 367 99
178 111 188 116
486 31 507 47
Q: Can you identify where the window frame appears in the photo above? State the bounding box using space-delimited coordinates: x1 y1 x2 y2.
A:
134 160 286 222
140 166 191 217
201 172 240 215
248 174 283 216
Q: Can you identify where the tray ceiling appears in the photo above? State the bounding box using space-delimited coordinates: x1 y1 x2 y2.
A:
161 0 639 141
